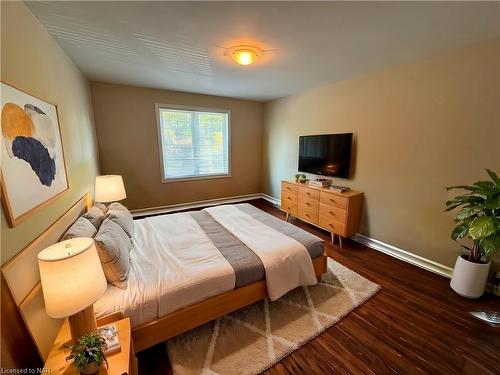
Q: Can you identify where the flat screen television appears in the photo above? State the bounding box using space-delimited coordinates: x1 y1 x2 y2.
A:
298 133 353 179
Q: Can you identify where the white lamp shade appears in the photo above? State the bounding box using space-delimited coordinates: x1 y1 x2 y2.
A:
38 237 107 319
95 175 126 203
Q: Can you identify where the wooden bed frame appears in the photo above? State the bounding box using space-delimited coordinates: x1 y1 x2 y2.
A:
132 255 327 352
1 194 328 360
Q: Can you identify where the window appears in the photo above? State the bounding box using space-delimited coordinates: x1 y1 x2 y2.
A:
156 105 230 181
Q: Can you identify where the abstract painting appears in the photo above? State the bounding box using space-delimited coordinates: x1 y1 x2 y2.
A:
1 82 68 227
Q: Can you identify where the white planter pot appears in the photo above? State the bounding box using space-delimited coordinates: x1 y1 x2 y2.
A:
450 255 490 299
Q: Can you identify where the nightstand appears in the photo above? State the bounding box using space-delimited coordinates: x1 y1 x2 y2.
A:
44 315 137 375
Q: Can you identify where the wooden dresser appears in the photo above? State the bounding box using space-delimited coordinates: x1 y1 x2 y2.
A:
281 180 363 247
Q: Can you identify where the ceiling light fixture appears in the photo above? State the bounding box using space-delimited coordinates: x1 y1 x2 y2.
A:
229 45 262 66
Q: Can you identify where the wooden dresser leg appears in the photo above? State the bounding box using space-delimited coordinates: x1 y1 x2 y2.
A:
338 236 343 248
330 232 335 244
286 213 290 222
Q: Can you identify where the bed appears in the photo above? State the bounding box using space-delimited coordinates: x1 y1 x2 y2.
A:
95 203 326 351
1 195 327 360
95 203 324 325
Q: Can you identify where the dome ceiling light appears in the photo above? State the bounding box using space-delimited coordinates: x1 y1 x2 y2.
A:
228 45 263 66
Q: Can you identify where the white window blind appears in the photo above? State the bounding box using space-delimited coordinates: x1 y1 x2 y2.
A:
157 106 230 180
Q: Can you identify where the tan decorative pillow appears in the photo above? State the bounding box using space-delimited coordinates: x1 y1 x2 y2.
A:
94 219 130 289
106 202 134 238
94 202 108 215
83 206 105 229
106 210 134 238
108 202 129 214
61 217 97 240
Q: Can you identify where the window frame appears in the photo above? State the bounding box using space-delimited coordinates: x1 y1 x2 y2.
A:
155 103 232 183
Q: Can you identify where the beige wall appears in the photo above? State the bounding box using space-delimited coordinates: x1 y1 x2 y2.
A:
263 40 500 268
90 82 264 210
2 2 498 272
0 2 100 265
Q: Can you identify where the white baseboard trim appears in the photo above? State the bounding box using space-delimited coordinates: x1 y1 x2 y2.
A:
352 233 454 279
131 193 264 217
261 193 280 206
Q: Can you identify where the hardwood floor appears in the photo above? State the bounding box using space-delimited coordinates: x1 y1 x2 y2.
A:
137 199 500 375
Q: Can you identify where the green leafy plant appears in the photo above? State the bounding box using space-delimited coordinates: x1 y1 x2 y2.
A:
446 169 500 263
66 333 108 371
294 173 301 181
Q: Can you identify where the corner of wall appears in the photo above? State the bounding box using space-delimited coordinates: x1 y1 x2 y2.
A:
1 1 99 265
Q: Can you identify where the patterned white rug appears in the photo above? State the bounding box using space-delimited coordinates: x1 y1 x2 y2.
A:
166 258 380 375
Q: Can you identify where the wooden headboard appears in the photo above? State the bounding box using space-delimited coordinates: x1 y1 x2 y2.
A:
1 194 90 361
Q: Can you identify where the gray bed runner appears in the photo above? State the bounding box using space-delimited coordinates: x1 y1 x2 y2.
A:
190 211 264 288
190 204 324 288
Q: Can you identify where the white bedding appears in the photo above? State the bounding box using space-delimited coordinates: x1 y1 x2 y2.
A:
205 205 317 300
94 212 236 327
95 205 317 327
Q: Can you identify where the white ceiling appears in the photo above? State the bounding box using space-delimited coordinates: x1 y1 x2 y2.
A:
26 1 500 101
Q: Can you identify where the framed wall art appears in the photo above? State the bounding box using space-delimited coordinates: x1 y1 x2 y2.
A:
1 82 69 227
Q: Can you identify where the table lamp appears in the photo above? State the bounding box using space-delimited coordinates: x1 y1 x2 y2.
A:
38 237 107 341
95 175 127 203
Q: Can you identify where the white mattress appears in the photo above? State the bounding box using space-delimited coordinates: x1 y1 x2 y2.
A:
94 212 236 327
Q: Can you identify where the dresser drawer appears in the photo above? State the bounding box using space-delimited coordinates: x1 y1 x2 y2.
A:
281 191 297 204
320 192 348 209
281 201 297 216
298 205 319 225
298 195 319 211
319 203 347 223
319 216 346 236
299 187 320 201
281 182 298 195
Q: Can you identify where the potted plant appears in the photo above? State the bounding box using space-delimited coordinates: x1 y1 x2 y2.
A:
66 333 108 374
294 173 301 182
299 173 307 183
446 169 500 298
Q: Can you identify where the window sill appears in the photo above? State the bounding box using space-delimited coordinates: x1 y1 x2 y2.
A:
161 174 232 183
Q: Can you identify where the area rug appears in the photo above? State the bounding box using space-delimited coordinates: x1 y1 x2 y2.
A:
166 258 380 375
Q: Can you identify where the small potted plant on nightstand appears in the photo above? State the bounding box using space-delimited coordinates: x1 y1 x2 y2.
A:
66 333 108 374
446 169 500 298
294 173 301 182
299 173 307 183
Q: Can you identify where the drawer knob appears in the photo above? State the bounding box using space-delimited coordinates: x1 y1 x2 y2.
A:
330 198 335 202
306 202 310 206
306 192 311 196
329 223 334 228
329 211 334 215
287 197 291 200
